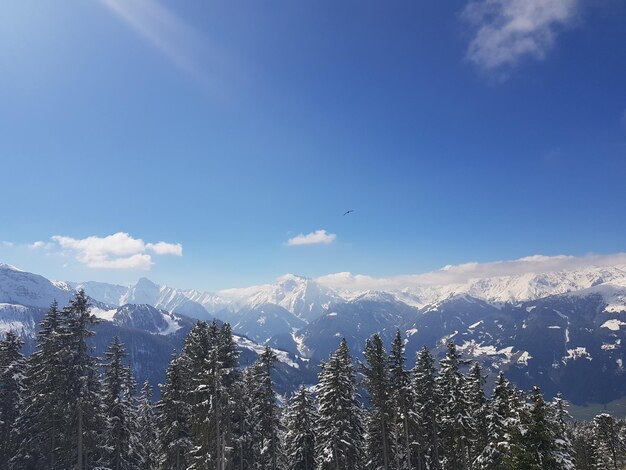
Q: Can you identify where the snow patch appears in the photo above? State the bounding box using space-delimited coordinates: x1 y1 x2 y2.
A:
91 307 118 321
601 319 626 331
517 351 533 365
565 347 592 361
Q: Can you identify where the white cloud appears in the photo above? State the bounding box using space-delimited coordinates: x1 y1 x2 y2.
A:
463 0 579 73
316 253 626 291
50 232 182 270
29 241 51 250
287 230 337 246
1 241 14 247
146 241 183 256
84 253 153 270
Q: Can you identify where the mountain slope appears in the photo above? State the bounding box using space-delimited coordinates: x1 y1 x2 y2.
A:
0 263 74 308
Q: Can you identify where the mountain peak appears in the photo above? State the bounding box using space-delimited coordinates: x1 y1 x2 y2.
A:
0 263 22 272
136 277 158 287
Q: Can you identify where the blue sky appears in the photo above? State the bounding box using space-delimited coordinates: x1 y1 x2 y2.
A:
1 0 625 290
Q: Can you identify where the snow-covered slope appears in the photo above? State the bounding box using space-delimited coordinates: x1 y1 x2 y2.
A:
386 266 626 309
219 274 343 322
70 280 128 306
0 263 74 308
120 277 228 319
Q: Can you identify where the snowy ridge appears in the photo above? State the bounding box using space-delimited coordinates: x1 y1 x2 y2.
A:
64 264 626 325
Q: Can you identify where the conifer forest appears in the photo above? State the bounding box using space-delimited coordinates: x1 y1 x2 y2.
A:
1 291 625 470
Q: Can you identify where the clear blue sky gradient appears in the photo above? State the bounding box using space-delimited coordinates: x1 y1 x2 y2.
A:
1 1 625 290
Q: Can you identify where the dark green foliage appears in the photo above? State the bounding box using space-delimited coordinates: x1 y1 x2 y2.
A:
248 346 282 469
412 345 439 470
362 333 394 470
0 331 26 470
101 336 140 470
436 342 473 470
136 380 160 470
157 351 192 470
315 338 364 470
283 386 317 470
388 330 415 470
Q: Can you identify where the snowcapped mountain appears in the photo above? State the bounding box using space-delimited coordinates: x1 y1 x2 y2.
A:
231 303 306 344
0 266 313 395
219 274 343 322
0 263 74 309
70 280 128 307
391 266 626 308
5 260 626 403
75 277 229 319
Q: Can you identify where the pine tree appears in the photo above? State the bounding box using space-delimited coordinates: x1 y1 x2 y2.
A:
233 367 257 470
283 386 317 470
248 346 282 470
101 336 138 470
412 345 439 470
0 331 26 470
183 320 219 470
10 301 66 469
315 338 364 470
504 386 558 470
362 334 394 470
550 394 575 470
465 362 488 468
474 371 514 470
182 320 241 470
157 351 192 470
216 322 241 469
388 330 415 470
436 342 473 470
593 413 624 470
60 290 105 469
524 386 558 469
136 380 160 470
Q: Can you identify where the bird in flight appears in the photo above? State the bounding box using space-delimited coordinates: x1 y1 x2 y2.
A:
343 209 355 216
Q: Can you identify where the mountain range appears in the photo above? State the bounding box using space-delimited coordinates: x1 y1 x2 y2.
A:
2 262 626 404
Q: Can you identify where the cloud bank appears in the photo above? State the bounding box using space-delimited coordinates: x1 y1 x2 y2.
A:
316 253 626 292
287 230 337 246
50 232 182 270
463 0 579 73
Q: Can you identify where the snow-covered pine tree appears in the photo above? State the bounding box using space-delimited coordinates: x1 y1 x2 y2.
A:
474 371 514 470
506 386 556 469
411 345 440 470
157 351 192 470
315 338 364 470
10 301 65 469
248 346 282 470
124 364 146 469
60 290 105 469
592 413 624 470
436 342 473 470
464 362 488 467
215 321 241 469
529 386 560 468
550 393 575 470
182 320 219 470
0 331 26 470
136 380 160 470
283 386 317 470
362 333 394 470
232 366 257 469
388 330 415 470
182 320 240 470
570 420 603 470
101 336 139 470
